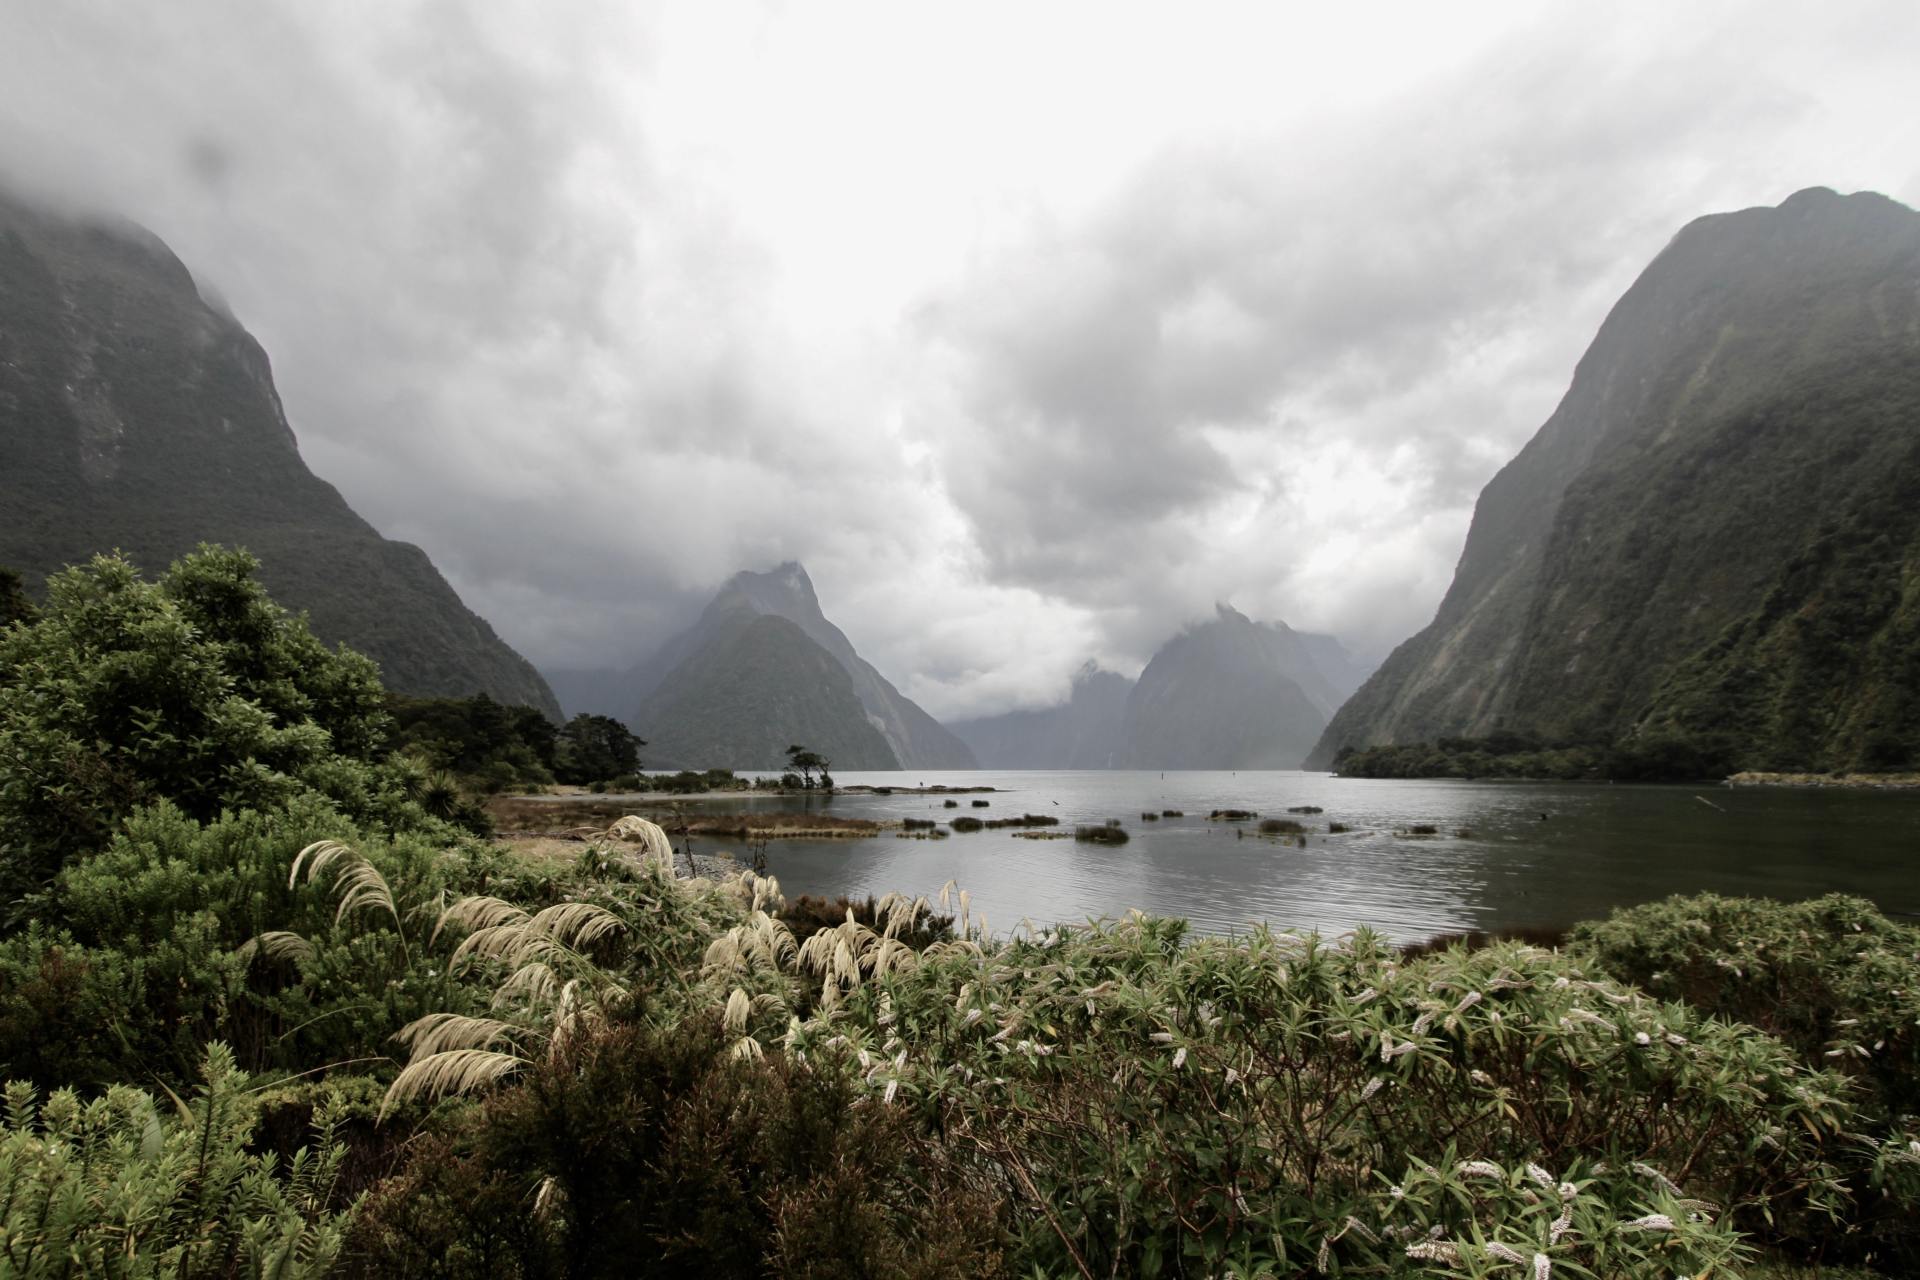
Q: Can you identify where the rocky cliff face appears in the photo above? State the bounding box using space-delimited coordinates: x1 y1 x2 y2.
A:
625 563 976 771
1310 188 1920 772
0 188 561 717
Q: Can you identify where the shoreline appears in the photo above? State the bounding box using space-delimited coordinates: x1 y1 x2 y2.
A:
1726 770 1920 790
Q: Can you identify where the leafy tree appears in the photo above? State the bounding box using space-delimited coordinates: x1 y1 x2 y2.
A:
555 714 643 784
386 692 558 790
0 546 425 900
784 744 830 790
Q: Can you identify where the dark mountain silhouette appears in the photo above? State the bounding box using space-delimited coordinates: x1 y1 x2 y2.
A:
0 188 559 716
626 563 975 771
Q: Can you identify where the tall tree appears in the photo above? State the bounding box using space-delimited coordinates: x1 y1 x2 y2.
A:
556 715 644 783
784 744 830 790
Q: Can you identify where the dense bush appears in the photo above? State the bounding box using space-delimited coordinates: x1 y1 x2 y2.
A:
780 922 1886 1275
1333 730 1746 782
385 693 558 791
0 798 500 1091
1571 893 1920 1119
0 1044 350 1277
0 547 430 901
344 1017 1004 1279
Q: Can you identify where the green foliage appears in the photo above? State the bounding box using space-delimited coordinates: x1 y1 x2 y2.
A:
553 713 643 784
345 1016 1004 1278
0 1043 350 1278
1333 730 1740 782
1571 893 1920 1120
777 923 1877 1275
784 743 830 789
0 547 432 898
0 798 488 1091
385 693 558 791
1570 893 1920 1265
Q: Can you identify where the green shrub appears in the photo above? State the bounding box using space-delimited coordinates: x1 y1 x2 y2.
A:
950 815 984 832
344 1018 1005 1278
0 547 432 901
1572 893 1920 1119
0 798 506 1091
1073 824 1129 845
0 1043 350 1277
784 921 1897 1275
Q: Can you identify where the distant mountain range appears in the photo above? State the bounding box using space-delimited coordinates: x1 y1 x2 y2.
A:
0 187 560 717
1311 187 1920 773
954 606 1374 770
585 563 977 771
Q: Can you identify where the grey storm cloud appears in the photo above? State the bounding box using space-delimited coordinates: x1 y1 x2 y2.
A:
2 1 1918 719
914 16 1822 643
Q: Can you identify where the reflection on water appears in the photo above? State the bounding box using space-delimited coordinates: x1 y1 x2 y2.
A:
608 770 1920 944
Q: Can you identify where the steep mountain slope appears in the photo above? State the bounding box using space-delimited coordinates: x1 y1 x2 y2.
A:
0 188 560 717
950 662 1134 769
631 606 900 770
1122 606 1330 769
1311 188 1920 772
625 563 976 770
1297 633 1378 709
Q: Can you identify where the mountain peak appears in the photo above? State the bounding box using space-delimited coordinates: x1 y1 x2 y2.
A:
726 561 818 607
637 560 976 769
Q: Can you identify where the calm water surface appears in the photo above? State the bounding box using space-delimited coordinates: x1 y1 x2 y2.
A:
625 770 1920 944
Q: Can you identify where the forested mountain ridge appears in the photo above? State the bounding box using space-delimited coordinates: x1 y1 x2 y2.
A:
1310 187 1920 773
0 187 561 718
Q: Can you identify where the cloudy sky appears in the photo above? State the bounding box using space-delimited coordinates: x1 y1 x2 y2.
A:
4 1 1919 719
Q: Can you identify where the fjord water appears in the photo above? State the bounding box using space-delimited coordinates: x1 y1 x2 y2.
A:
688 771 1920 944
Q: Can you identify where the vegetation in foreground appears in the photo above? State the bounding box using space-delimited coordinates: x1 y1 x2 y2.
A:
3 550 1919 1276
